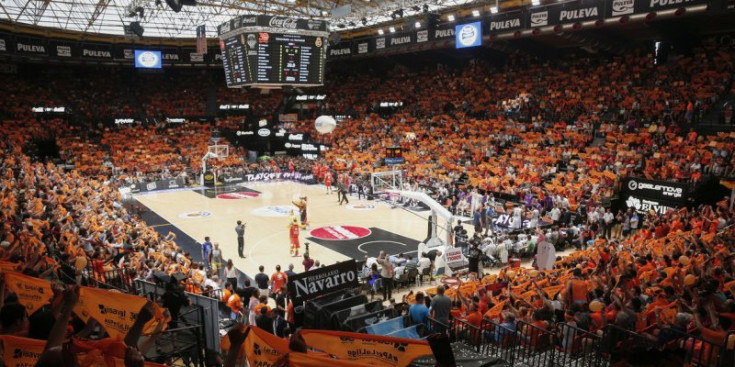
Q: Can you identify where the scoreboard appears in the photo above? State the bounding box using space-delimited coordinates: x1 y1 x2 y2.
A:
218 16 329 88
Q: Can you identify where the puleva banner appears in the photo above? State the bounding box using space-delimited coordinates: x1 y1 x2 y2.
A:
0 335 46 367
73 286 168 339
299 329 434 367
4 272 53 315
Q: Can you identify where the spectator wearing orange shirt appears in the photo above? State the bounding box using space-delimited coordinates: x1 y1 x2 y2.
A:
270 265 288 298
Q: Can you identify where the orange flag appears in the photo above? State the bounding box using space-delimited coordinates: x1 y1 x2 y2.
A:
4 271 53 315
299 329 433 367
285 351 378 367
0 335 46 367
0 261 19 272
542 285 564 299
484 300 507 320
73 286 167 339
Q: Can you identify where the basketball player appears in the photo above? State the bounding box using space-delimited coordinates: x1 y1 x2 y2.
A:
292 196 308 228
288 218 301 257
324 170 332 195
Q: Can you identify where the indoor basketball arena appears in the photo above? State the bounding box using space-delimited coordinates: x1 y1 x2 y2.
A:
1 1 735 367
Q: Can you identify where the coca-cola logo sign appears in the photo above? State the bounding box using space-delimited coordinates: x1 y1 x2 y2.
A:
269 17 298 29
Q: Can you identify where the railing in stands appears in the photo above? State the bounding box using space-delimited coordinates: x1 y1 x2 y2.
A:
552 322 604 367
671 328 733 367
516 320 556 367
479 318 519 365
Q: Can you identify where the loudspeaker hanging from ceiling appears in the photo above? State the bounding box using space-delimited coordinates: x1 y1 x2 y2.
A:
165 0 197 13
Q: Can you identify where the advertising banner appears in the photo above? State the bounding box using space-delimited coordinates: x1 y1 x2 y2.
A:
81 43 113 59
4 272 53 315
488 12 525 33
131 178 186 193
621 177 689 214
73 286 167 339
298 329 434 367
14 36 46 55
287 260 358 300
529 2 603 27
0 335 46 367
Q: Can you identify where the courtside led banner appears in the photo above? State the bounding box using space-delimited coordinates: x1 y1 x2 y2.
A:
455 22 482 49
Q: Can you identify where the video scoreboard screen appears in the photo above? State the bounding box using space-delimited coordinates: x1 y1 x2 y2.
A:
221 33 325 87
218 16 329 88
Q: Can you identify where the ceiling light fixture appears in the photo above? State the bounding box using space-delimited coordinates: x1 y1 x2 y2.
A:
378 29 384 35
490 6 498 14
447 14 455 21
531 0 540 5
389 26 396 33
415 21 422 28
472 10 480 17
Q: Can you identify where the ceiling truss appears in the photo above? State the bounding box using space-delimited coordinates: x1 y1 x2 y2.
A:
0 0 487 38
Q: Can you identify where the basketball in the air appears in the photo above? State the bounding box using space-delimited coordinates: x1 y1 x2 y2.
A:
315 115 337 134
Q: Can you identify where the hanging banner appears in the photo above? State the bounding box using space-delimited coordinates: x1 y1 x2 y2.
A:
633 0 708 13
73 286 167 339
299 329 434 367
432 25 455 41
329 42 353 57
488 12 525 33
161 48 181 63
529 2 603 27
4 272 53 315
386 33 414 48
0 33 9 53
0 335 46 367
14 36 46 55
287 260 358 300
81 43 113 59
196 25 207 54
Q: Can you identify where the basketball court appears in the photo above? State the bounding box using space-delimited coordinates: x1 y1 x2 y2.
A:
133 180 438 278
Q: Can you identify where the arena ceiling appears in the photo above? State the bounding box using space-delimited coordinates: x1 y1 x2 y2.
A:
0 0 481 38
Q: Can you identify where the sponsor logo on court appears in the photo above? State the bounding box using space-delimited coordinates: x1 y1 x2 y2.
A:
310 226 371 241
178 211 212 219
345 204 376 211
251 205 299 217
217 192 260 199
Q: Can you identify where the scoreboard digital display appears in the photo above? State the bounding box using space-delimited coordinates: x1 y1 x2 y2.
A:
218 16 329 88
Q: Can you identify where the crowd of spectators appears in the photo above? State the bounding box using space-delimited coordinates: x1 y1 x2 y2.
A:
1 35 735 367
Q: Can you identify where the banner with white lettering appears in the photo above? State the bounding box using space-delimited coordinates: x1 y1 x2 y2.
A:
218 15 328 35
81 43 113 59
632 0 708 13
235 170 317 184
608 0 638 16
15 36 47 55
529 2 603 27
287 260 358 300
431 25 456 41
0 33 12 54
328 42 353 58
50 40 77 58
386 33 415 48
488 12 525 33
620 177 689 214
130 178 186 193
161 48 181 63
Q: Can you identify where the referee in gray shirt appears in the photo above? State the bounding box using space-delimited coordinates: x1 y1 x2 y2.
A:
236 220 246 258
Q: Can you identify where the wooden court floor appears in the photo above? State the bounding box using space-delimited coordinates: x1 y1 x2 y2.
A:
134 182 437 278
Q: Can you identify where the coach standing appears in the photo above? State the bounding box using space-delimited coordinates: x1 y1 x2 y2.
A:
236 220 246 258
